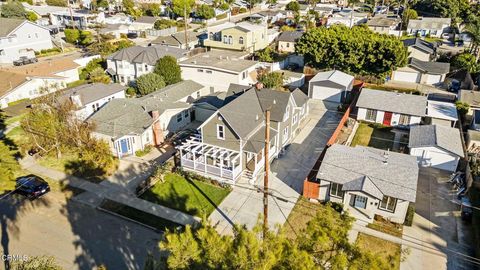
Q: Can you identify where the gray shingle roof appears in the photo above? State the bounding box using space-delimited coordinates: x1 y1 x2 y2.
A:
244 126 277 153
459 90 480 107
342 176 384 200
366 16 399 28
138 80 204 104
356 89 427 116
134 16 159 24
310 70 354 89
58 83 126 108
179 50 257 73
402 38 437 55
408 125 464 157
409 58 450 74
255 88 291 122
292 88 308 107
107 45 188 65
0 18 25 37
407 17 451 31
277 31 304 42
317 144 419 202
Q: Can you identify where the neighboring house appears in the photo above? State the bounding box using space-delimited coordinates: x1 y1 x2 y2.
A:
277 31 304 53
130 16 158 31
391 58 450 85
151 30 201 50
407 17 451 38
315 144 419 224
409 124 464 172
0 18 53 64
179 50 258 92
308 70 354 103
90 80 210 157
467 129 480 153
204 21 269 53
471 110 480 131
459 90 480 115
104 13 133 25
326 11 368 28
99 24 131 38
356 89 427 127
22 3 70 26
402 38 437 61
445 69 475 91
257 10 285 24
366 15 401 35
425 100 458 127
0 55 83 108
50 10 105 29
106 45 188 85
178 87 309 183
57 83 126 120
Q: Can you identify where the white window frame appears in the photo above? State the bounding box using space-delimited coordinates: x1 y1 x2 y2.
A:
379 196 397 212
329 183 344 198
217 124 225 140
282 127 288 143
399 114 410 126
184 110 189 118
365 109 377 121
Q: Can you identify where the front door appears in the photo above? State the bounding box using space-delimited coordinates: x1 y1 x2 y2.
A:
120 139 128 154
383 112 393 126
190 110 195 121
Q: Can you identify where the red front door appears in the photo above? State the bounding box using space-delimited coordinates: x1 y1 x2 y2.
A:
383 112 393 126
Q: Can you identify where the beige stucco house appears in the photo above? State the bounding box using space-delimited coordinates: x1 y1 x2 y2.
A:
204 21 269 53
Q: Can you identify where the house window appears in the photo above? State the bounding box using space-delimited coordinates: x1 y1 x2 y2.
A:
35 33 39 38
206 70 212 74
145 131 150 142
184 110 189 118
223 35 228 44
284 105 290 120
228 35 233 44
28 34 31 38
176 113 183 122
196 91 200 98
293 114 298 124
286 42 290 48
209 32 214 40
138 65 143 72
0 49 4 56
217 124 225 140
282 127 288 143
329 183 344 198
365 109 377 121
379 196 397 212
197 69 204 72
239 37 244 44
399 114 410 126
242 71 247 79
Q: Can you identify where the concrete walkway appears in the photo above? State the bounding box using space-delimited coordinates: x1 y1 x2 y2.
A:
19 155 199 226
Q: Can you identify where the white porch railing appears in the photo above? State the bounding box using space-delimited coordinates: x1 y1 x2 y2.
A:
181 156 241 181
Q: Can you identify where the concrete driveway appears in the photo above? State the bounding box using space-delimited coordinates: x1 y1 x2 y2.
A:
209 100 342 234
401 168 476 270
0 190 161 270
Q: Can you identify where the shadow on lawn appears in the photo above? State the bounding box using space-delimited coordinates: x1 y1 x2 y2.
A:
142 182 192 215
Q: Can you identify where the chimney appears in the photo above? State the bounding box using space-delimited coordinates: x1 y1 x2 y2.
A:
69 92 82 107
151 110 164 146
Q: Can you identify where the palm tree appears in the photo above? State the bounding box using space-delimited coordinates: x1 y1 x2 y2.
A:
464 18 480 60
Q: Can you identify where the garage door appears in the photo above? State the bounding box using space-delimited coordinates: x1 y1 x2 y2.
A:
393 71 420 83
425 74 442 85
416 148 459 172
311 86 342 102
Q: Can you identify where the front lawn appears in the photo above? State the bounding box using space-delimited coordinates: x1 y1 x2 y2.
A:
356 233 401 270
140 173 231 217
351 123 395 150
38 151 80 173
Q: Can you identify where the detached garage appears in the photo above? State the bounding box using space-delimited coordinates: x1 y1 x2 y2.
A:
408 125 464 172
308 70 354 103
392 57 450 86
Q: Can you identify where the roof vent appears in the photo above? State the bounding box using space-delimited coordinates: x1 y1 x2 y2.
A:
273 99 276 105
255 114 259 121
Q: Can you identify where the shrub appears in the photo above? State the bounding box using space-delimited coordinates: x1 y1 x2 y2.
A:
176 168 233 190
239 7 247 13
135 145 153 157
216 13 228 20
126 87 136 97
404 203 415 226
64 29 80 44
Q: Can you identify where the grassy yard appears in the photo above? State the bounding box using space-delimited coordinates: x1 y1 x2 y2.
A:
284 197 329 239
38 151 80 173
4 113 25 126
351 123 395 150
356 233 401 270
140 173 231 217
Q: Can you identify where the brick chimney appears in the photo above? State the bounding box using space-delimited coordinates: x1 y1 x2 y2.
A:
151 110 164 146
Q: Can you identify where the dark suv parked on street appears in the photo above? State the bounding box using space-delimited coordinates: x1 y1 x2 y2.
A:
15 175 50 199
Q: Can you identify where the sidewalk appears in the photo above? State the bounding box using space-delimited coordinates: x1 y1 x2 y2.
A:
20 156 199 226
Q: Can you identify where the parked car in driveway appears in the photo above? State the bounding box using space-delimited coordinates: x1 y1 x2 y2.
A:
13 56 38 66
15 175 50 199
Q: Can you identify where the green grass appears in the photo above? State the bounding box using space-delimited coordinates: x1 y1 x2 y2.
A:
5 125 27 147
351 123 395 150
135 145 152 157
140 173 231 217
356 233 401 270
66 79 87 89
4 113 25 126
7 98 30 107
38 151 80 173
284 197 327 239
101 199 182 232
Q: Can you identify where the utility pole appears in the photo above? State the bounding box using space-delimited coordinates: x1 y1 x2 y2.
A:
184 5 189 50
68 0 76 30
263 110 270 239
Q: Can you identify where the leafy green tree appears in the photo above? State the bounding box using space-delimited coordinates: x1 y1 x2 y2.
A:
296 25 407 78
414 0 470 24
451 53 479 73
79 30 93 45
196 4 215 19
154 55 182 85
142 3 161 16
45 0 68 7
286 1 300 12
258 72 284 89
219 2 229 10
154 19 177 30
0 140 20 187
255 46 275 62
0 1 26 18
123 0 142 18
64 29 80 44
11 255 63 270
246 0 261 12
136 73 166 96
401 8 417 30
80 58 105 80
89 67 111 83
464 18 480 60
25 11 38 21
172 0 195 17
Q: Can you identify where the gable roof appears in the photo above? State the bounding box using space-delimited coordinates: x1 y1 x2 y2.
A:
402 38 437 55
356 89 427 116
277 31 304 42
134 16 159 24
107 45 188 65
408 58 450 75
366 16 399 28
408 125 464 157
138 80 204 104
342 176 384 200
408 17 451 31
0 18 25 37
310 70 354 89
292 88 308 107
58 83 126 108
459 90 480 107
255 88 291 122
151 30 200 46
317 144 419 202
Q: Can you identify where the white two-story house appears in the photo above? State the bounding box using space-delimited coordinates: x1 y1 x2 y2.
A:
106 45 189 85
0 18 53 64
